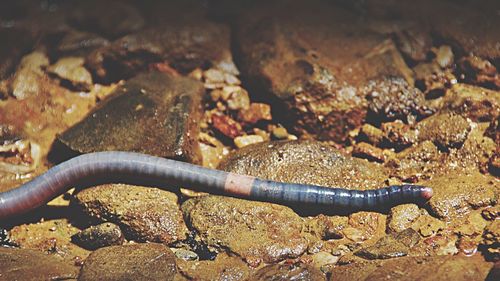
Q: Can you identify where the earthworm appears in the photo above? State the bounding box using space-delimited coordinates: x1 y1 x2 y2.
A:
0 151 433 220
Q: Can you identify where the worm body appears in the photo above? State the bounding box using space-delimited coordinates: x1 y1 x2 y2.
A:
0 151 433 220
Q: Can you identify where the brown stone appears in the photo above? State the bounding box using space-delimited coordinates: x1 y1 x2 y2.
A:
75 184 188 244
235 1 418 142
218 140 388 190
182 195 307 265
78 243 177 281
176 253 251 281
57 72 203 164
329 255 493 281
0 247 79 281
86 19 230 82
9 219 90 265
248 263 325 281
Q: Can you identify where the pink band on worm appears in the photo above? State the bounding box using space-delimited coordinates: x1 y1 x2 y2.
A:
224 173 255 196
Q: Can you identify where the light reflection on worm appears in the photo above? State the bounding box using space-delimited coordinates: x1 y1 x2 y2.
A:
0 151 433 220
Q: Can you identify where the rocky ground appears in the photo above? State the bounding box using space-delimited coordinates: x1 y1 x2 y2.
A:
0 0 499 280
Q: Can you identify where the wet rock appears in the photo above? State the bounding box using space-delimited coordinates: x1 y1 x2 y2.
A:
380 121 418 150
211 114 242 139
352 142 385 163
424 171 497 219
271 126 289 140
172 248 198 261
234 135 264 148
78 243 176 281
417 112 471 150
176 253 251 281
10 51 49 100
359 124 384 146
71 222 124 250
413 61 456 97
70 0 144 38
457 55 499 89
444 84 500 123
355 229 420 260
235 2 416 142
47 57 93 90
8 219 90 265
57 72 203 163
305 215 348 240
455 211 489 237
75 184 188 244
86 20 230 82
248 263 325 281
366 77 431 123
329 255 493 281
482 220 500 260
412 215 445 237
226 88 250 111
387 204 421 233
345 212 386 243
0 247 79 281
311 251 339 273
456 122 497 173
237 103 272 125
182 196 307 266
386 140 442 182
219 140 388 191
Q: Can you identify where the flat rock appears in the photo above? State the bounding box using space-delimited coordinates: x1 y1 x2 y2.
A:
78 243 176 281
8 219 90 265
423 171 498 219
355 229 420 260
329 255 493 281
247 263 325 281
176 253 251 281
235 1 420 142
218 140 388 190
182 195 307 266
75 184 188 244
57 71 203 164
0 247 79 281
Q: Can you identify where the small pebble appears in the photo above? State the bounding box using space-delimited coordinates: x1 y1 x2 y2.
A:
234 135 264 148
72 222 124 250
203 69 225 83
172 248 199 261
272 127 289 140
227 88 250 110
435 45 454 68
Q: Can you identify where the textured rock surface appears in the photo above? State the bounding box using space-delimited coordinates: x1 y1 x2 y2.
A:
71 222 124 250
235 1 420 142
86 19 230 82
57 72 204 163
75 184 188 244
0 247 79 281
182 196 307 266
78 243 176 281
329 255 493 281
8 219 90 264
248 263 325 281
176 253 251 281
423 171 498 219
218 140 388 191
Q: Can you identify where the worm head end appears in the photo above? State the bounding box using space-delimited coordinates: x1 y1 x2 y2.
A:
420 187 433 200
